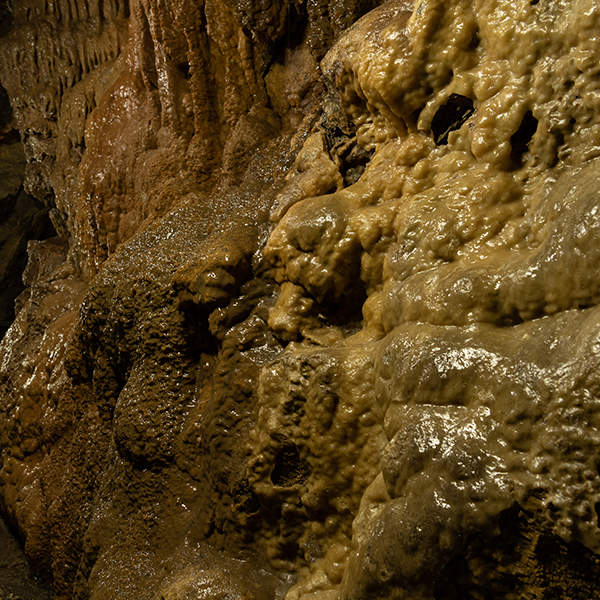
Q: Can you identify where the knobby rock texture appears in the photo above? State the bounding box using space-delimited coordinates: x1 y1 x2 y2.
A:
2 0 600 599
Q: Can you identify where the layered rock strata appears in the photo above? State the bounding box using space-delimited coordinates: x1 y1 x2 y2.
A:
2 0 600 599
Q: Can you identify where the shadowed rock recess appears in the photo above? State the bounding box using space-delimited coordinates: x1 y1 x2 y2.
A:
2 0 600 598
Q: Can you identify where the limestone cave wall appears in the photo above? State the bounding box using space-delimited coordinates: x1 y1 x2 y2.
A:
2 0 600 598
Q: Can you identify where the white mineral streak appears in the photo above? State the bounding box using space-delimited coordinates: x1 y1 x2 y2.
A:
251 0 600 598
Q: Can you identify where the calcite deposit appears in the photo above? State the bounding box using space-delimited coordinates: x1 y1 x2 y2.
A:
2 0 600 598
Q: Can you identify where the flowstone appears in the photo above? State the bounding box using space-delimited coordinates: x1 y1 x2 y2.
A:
2 0 600 599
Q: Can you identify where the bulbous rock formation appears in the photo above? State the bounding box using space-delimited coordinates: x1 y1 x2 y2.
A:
2 0 600 598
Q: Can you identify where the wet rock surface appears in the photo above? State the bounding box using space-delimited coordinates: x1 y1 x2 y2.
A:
0 514 52 600
2 0 600 599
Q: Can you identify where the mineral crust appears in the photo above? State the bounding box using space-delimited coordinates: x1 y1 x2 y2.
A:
2 0 600 599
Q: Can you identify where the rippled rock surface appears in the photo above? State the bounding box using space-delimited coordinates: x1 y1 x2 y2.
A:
2 0 600 598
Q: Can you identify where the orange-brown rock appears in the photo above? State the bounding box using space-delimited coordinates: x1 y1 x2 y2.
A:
3 0 600 599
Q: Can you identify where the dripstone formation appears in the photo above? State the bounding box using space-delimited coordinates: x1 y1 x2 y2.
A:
2 0 600 598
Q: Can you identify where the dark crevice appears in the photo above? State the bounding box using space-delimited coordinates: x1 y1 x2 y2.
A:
176 61 191 80
0 514 53 598
431 94 475 145
323 125 374 186
0 84 11 130
510 110 538 167
0 80 58 341
265 3 306 73
0 0 14 37
408 106 424 129
468 29 480 50
0 321 12 341
270 444 309 487
179 301 219 359
317 284 367 330
336 139 374 186
322 124 354 155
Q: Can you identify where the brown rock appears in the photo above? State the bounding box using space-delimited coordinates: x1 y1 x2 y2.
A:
2 1 600 600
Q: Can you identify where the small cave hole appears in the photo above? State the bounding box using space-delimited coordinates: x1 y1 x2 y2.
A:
270 444 309 487
530 0 540 5
431 94 475 145
468 29 480 50
510 110 538 166
595 502 600 525
177 62 191 80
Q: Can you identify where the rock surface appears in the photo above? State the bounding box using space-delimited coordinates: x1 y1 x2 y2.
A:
0 513 52 600
2 0 600 599
0 82 56 338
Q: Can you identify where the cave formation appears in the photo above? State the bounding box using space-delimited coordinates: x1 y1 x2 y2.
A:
2 0 600 598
